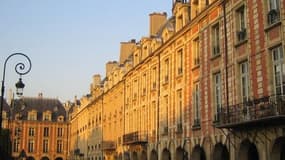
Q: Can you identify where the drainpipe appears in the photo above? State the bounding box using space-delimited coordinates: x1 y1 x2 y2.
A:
223 0 229 122
123 79 126 160
101 89 104 160
223 0 232 159
157 53 161 150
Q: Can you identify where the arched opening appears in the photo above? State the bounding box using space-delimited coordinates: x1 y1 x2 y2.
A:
114 154 118 160
124 152 130 160
41 156 49 160
191 145 206 160
271 136 285 160
27 157 35 160
55 157 63 160
162 148 171 160
118 153 122 160
176 147 185 160
239 139 259 160
141 150 147 160
132 151 138 160
213 143 229 160
150 149 158 160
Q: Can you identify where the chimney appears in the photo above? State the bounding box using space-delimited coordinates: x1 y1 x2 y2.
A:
119 40 136 64
106 61 118 77
149 12 167 37
92 74 101 86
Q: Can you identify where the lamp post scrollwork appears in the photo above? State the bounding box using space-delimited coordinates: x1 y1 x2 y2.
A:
0 53 32 134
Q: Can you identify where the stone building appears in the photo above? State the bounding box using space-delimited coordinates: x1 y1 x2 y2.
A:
3 94 69 160
69 0 285 160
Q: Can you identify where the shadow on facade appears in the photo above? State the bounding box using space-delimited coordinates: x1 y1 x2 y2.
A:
238 139 259 160
191 145 206 160
271 136 285 160
162 148 171 160
213 143 229 160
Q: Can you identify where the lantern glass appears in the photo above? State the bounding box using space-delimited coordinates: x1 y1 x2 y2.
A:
15 78 25 96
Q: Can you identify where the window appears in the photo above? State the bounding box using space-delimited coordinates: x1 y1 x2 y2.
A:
177 49 183 75
240 61 250 102
164 58 169 82
177 15 183 30
43 139 48 153
57 128 63 137
151 101 156 131
268 0 280 25
193 38 200 66
57 140 63 153
13 139 19 152
177 90 183 124
44 127 49 137
213 72 222 121
236 5 247 42
272 46 285 95
212 23 220 56
15 127 21 136
193 82 200 125
28 139 34 153
28 111 37 121
133 79 138 99
43 112 51 121
152 67 157 89
142 73 147 95
164 96 169 128
28 128 35 137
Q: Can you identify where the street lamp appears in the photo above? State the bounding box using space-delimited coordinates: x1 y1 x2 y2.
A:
0 53 32 134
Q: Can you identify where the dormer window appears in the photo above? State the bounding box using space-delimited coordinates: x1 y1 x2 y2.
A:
43 111 51 121
28 110 37 121
57 116 64 122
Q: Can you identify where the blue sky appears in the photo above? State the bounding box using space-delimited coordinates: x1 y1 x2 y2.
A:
0 1 172 102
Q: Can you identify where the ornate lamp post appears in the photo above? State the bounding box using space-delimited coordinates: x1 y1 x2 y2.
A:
0 53 32 134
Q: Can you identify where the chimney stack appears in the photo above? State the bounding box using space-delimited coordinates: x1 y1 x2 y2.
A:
149 12 167 37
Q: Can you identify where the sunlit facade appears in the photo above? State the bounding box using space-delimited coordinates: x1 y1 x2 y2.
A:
69 0 285 160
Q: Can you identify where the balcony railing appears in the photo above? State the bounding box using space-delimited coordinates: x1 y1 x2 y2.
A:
102 141 116 150
123 131 148 145
215 95 285 129
268 9 280 25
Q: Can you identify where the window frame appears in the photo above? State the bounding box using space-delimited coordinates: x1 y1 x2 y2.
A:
272 46 285 95
240 61 250 103
212 23 220 56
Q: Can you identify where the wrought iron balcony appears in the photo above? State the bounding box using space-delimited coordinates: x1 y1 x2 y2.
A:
123 131 148 145
268 9 280 25
215 95 285 129
102 141 116 150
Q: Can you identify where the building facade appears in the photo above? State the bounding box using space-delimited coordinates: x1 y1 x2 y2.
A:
2 94 69 160
69 0 285 160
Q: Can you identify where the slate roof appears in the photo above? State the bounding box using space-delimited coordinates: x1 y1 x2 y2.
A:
11 97 67 122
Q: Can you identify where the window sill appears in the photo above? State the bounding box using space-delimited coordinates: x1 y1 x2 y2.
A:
162 81 169 86
192 124 201 130
176 73 183 79
265 21 281 32
210 53 221 61
234 39 248 48
192 64 200 71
